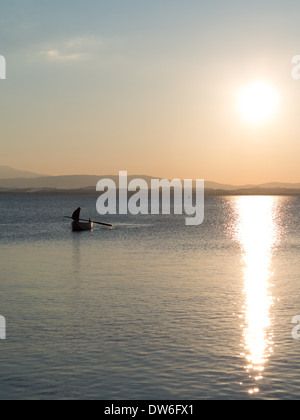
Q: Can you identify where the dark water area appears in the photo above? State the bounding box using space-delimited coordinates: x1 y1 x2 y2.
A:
0 195 300 399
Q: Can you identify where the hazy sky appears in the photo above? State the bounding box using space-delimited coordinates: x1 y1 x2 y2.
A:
1 0 300 184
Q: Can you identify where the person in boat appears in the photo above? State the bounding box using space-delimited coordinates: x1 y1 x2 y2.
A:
72 207 81 222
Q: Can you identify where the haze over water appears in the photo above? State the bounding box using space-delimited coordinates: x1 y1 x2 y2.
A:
1 195 300 400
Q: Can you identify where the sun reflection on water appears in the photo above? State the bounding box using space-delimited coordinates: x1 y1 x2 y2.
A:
233 196 281 395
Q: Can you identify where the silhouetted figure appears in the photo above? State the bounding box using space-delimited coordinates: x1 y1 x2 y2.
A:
72 207 81 222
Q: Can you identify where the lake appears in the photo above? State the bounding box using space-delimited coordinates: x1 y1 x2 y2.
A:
0 195 300 400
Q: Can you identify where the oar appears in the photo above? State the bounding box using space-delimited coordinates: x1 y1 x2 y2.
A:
64 216 113 227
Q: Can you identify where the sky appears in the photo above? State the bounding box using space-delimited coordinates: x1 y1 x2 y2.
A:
1 0 300 184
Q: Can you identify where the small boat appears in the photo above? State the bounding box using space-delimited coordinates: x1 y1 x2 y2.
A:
72 221 93 232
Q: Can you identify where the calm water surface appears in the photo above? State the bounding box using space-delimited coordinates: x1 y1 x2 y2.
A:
0 195 300 400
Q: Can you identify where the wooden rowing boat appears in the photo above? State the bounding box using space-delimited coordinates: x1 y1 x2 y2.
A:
72 221 93 232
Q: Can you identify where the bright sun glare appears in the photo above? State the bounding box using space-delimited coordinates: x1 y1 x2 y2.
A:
238 82 279 124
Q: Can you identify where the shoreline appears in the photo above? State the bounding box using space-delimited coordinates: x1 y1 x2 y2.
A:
1 188 300 196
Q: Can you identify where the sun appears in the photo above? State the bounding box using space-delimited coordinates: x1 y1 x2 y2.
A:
237 82 279 124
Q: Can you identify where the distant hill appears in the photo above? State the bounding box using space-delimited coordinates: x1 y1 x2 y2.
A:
0 166 47 179
2 185 300 196
0 175 155 189
0 174 251 190
0 168 300 193
258 182 300 189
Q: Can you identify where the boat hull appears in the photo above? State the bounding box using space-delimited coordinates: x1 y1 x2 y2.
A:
72 221 93 232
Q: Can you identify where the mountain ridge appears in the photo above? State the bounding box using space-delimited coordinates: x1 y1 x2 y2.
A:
1 166 300 191
0 165 48 179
